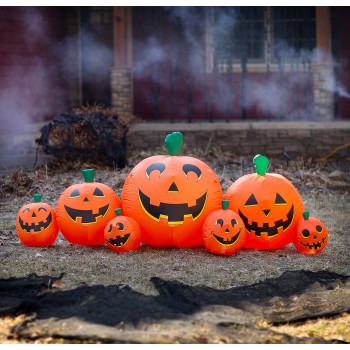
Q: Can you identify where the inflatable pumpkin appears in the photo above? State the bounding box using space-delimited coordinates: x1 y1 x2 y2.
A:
293 211 328 255
16 194 58 246
224 155 304 250
202 200 246 255
121 132 222 248
56 169 121 245
104 208 141 253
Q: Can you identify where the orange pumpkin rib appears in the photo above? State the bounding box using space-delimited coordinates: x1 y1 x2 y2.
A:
293 212 328 255
104 208 141 253
202 200 246 255
121 132 223 248
224 155 304 250
56 169 121 245
16 194 58 247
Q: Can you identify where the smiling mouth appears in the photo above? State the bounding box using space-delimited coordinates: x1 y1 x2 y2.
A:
138 189 207 225
107 233 130 247
239 205 294 237
299 237 327 250
64 204 109 224
19 212 52 233
213 229 241 246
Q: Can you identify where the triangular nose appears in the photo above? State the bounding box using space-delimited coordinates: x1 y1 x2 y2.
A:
225 228 230 234
168 182 179 192
31 212 37 218
263 209 270 217
83 197 89 202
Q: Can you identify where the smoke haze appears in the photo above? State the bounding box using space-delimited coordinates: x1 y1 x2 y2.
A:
0 5 349 136
0 8 68 134
132 7 349 120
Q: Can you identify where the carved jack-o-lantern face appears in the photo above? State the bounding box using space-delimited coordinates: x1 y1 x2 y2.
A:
56 169 121 245
139 160 207 224
122 132 222 248
203 200 246 255
104 208 141 253
16 194 58 246
293 212 328 255
224 155 304 250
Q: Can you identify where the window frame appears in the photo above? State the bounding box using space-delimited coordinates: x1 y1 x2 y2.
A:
206 6 316 73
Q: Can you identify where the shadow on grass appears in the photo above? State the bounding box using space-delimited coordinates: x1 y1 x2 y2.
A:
1 270 350 328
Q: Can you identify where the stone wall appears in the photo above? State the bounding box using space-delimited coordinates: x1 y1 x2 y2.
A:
128 121 350 159
1 121 349 171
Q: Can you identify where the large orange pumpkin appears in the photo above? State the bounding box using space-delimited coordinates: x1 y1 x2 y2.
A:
293 211 328 255
56 169 121 245
224 155 304 250
121 132 222 248
202 200 246 255
104 208 141 253
16 194 58 246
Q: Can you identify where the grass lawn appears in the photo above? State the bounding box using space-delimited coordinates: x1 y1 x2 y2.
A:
1 148 349 343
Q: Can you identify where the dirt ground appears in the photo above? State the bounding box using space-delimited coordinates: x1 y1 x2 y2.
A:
1 146 350 343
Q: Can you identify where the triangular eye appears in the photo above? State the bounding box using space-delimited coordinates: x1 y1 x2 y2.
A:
275 193 286 205
244 194 258 206
70 188 80 198
93 187 104 197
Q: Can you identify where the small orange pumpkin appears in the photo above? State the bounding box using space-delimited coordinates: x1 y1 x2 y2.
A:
121 132 222 248
202 200 246 255
293 211 328 255
104 208 141 253
224 155 304 250
16 194 58 246
56 169 121 245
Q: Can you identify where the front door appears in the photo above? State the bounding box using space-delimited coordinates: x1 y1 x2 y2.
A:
80 7 114 106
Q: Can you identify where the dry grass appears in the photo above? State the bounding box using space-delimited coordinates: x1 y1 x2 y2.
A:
269 313 350 343
0 147 349 343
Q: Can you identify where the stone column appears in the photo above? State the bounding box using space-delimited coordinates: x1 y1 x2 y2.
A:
111 68 133 113
312 64 334 121
111 7 133 114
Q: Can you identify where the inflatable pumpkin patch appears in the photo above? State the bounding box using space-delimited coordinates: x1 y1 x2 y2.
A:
202 200 245 255
104 208 141 253
16 194 58 246
293 211 328 255
56 169 121 245
121 132 222 248
224 155 304 250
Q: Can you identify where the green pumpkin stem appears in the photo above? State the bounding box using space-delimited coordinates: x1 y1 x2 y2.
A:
115 208 122 216
165 132 183 156
222 200 230 210
82 169 95 183
33 193 42 203
253 154 269 176
302 211 310 220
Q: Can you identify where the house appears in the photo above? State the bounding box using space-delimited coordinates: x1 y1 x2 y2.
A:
0 6 349 163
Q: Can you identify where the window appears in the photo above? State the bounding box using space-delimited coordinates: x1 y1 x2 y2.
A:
207 6 316 71
212 7 265 63
272 7 316 61
89 6 113 24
